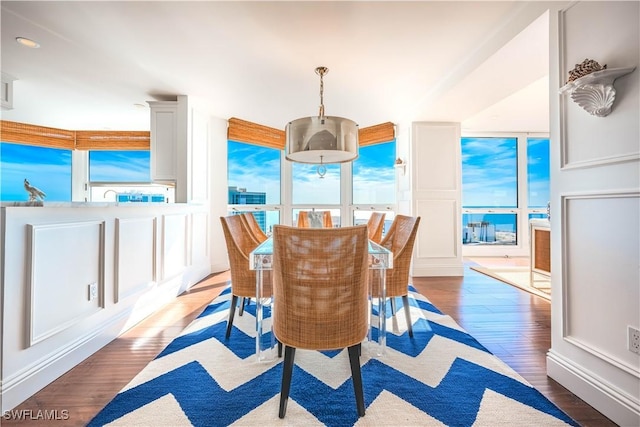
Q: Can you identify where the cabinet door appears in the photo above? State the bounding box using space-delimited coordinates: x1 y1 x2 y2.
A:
531 225 551 276
149 103 178 181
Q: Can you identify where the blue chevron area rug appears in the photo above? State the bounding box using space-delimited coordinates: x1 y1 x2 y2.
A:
88 286 577 426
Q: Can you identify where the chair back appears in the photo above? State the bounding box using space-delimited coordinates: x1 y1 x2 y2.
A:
366 212 386 243
272 225 369 350
241 212 268 243
378 215 421 298
220 215 259 298
297 211 333 228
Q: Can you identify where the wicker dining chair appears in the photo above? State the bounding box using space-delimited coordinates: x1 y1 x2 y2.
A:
241 212 268 244
366 212 386 244
236 212 268 314
272 225 369 419
372 214 421 338
220 215 269 338
296 210 333 228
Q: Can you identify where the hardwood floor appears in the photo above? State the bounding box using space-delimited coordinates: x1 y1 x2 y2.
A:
412 261 616 427
3 263 616 426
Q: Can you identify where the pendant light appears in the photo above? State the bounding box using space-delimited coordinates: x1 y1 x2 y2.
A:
285 66 359 178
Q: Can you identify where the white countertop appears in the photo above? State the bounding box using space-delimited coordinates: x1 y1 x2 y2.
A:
529 218 550 228
1 201 191 208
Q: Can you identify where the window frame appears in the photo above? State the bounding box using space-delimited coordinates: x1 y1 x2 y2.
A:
461 131 549 257
227 139 398 230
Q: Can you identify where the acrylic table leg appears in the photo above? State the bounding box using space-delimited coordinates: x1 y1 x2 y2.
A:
378 268 386 355
367 266 386 357
255 267 275 362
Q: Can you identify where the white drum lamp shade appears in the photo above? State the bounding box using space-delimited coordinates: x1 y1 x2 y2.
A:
285 116 358 163
284 67 359 168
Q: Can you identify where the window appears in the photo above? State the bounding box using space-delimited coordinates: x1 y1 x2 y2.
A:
461 134 549 254
88 150 173 202
226 121 397 230
353 141 396 205
291 160 342 227
1 122 154 203
527 137 550 208
0 142 72 201
228 141 281 204
292 163 340 205
461 136 518 246
89 151 150 182
462 137 518 208
352 140 396 236
228 140 281 235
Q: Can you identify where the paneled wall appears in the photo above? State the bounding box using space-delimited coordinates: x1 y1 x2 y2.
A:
548 2 640 425
1 203 211 412
410 122 463 276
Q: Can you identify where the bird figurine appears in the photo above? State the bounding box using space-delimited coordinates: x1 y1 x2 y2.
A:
24 179 46 201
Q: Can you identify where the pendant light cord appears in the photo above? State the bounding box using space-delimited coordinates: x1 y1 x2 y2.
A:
316 66 328 118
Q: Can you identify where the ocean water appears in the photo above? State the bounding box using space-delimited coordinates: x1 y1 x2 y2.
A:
463 213 547 232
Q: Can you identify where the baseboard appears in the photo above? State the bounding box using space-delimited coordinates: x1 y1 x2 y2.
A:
412 265 464 277
547 349 640 426
1 266 213 413
210 261 229 275
1 311 130 412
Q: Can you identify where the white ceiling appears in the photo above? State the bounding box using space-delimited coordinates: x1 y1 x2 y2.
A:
1 1 554 133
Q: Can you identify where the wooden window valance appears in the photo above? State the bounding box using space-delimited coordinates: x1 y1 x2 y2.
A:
228 118 395 150
228 117 286 150
0 120 75 149
359 122 395 146
0 120 150 150
75 131 150 150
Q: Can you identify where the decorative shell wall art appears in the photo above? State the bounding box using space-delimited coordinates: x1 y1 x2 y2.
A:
566 58 607 84
570 83 615 117
559 60 636 118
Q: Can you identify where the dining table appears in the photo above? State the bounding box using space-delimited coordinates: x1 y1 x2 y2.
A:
249 235 393 362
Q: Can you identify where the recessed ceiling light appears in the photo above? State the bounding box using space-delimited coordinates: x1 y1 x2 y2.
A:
133 103 147 109
16 37 40 48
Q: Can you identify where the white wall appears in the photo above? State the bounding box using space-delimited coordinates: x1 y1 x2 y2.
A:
210 116 231 273
547 2 640 425
0 203 211 412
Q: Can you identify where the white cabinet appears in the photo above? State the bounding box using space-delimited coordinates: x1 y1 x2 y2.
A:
148 95 210 203
148 100 179 182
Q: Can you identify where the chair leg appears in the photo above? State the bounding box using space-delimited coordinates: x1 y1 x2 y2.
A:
225 295 238 339
238 297 247 316
278 341 283 358
402 295 413 338
279 346 296 418
348 344 366 417
390 297 397 316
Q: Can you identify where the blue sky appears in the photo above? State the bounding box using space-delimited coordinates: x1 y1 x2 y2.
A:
1 143 72 201
89 151 150 182
461 137 549 208
526 138 551 207
228 140 397 206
